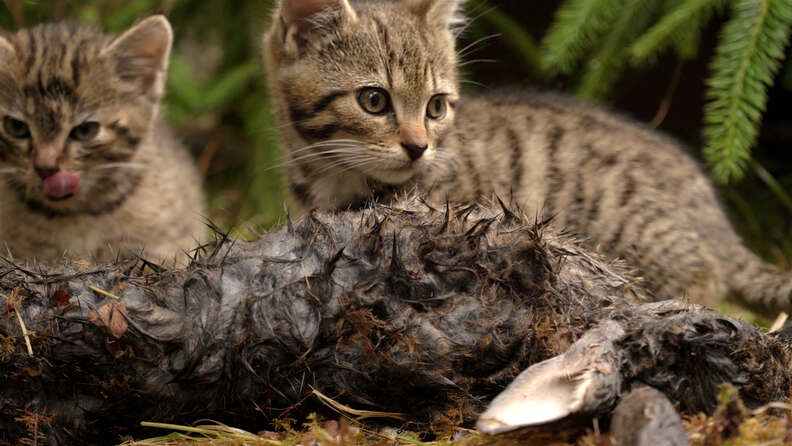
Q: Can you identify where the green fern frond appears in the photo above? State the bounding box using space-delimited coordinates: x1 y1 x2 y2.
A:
667 0 728 58
577 0 658 101
629 0 724 64
541 0 625 74
704 0 792 183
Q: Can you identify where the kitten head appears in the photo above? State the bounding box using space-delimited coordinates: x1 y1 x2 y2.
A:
0 16 172 216
264 0 462 187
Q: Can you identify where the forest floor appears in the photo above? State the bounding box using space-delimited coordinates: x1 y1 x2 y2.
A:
113 387 791 446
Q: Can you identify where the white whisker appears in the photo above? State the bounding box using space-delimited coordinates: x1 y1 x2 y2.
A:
286 139 367 156
460 79 490 89
0 167 20 175
458 58 496 67
91 163 145 171
457 33 501 59
313 155 380 176
430 149 457 174
453 4 496 38
264 147 368 171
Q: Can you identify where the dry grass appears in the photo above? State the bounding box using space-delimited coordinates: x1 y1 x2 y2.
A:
121 385 792 446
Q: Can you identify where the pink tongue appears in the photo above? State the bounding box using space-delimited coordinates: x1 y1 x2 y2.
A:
43 172 80 199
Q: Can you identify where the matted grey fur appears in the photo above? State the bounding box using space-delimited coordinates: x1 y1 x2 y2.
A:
262 0 792 311
0 197 789 442
0 17 205 264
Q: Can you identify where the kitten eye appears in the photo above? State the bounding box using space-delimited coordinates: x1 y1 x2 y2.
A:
426 95 447 120
3 117 30 139
69 122 100 141
357 88 390 115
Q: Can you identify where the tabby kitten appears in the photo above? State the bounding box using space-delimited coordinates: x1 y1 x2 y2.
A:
264 0 792 309
0 17 205 264
263 0 792 312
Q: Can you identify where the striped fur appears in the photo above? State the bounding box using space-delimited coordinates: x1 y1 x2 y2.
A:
0 17 205 264
263 0 792 312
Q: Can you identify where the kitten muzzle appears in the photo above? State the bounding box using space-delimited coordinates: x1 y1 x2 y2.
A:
42 172 80 200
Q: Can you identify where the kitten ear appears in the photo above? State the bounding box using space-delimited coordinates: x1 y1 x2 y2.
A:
102 15 173 97
279 0 358 32
404 0 466 28
0 35 15 56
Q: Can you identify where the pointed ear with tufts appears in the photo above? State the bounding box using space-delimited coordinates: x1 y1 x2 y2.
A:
404 0 466 29
0 36 16 80
0 35 15 56
102 15 173 98
279 0 358 33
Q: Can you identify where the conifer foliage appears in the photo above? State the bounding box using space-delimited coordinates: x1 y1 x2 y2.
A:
542 0 792 183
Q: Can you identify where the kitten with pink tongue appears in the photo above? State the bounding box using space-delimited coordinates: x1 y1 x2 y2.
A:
42 172 80 200
0 16 206 266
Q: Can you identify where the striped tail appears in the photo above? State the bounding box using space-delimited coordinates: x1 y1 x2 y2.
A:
728 252 792 314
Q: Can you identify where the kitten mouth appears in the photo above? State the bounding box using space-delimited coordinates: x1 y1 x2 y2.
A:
42 172 81 201
367 165 417 185
46 193 75 202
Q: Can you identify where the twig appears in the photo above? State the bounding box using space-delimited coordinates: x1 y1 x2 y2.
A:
88 285 120 300
651 56 685 128
302 262 321 303
312 388 407 421
139 421 282 444
15 308 33 356
2 289 34 356
197 131 224 177
769 312 788 333
751 401 792 415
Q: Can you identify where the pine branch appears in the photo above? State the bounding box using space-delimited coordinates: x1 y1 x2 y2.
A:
541 0 625 74
704 0 792 183
629 0 724 64
577 0 658 100
668 0 728 58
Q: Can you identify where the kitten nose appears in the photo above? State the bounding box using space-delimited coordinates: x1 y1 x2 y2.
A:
401 142 428 161
34 146 61 179
35 165 60 179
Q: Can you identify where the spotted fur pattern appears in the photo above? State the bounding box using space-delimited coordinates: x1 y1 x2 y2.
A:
0 17 205 264
264 0 792 311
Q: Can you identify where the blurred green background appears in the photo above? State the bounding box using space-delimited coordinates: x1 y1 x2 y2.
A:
0 0 790 276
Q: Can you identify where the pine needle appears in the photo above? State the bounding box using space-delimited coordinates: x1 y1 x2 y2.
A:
14 305 33 357
576 0 658 100
1 289 33 356
88 285 121 300
629 0 724 64
133 421 282 445
312 389 407 421
541 0 623 74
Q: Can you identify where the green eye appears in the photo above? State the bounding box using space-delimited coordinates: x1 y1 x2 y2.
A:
3 116 30 139
426 95 447 120
357 88 390 115
69 122 100 141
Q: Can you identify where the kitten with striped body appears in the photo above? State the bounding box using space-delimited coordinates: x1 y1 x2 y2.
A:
264 0 792 311
0 17 205 264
